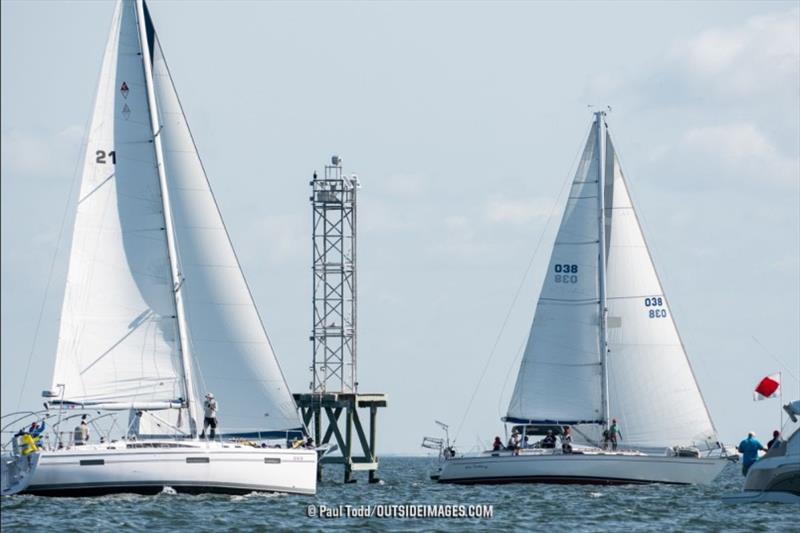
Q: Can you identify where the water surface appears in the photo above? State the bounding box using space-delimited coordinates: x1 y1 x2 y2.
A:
1 457 795 531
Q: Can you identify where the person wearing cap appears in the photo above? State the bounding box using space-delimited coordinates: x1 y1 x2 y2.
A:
200 393 218 439
736 431 767 476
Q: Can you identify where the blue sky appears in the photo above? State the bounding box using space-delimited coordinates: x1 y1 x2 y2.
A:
2 1 798 454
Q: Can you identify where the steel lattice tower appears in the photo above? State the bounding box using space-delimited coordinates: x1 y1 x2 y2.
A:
310 156 358 393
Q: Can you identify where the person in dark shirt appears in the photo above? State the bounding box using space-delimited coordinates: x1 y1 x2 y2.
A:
608 419 622 451
766 430 781 450
492 436 503 451
541 430 557 449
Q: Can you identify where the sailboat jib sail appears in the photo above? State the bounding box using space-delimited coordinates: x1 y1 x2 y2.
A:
51 1 184 409
603 133 716 448
506 117 717 449
49 0 302 434
506 125 604 426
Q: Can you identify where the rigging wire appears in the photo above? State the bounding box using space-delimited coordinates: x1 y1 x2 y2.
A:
752 336 799 383
452 127 591 444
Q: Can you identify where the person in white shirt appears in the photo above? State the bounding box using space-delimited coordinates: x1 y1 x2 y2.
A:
200 393 218 439
561 426 573 454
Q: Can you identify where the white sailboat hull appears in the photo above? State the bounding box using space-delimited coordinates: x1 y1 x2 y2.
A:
24 441 317 496
436 451 728 485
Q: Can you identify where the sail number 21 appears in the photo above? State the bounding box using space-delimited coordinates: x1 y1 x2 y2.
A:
644 297 667 318
96 150 116 164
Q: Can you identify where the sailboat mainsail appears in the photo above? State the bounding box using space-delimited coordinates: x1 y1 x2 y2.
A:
506 114 717 448
506 125 604 426
50 0 302 435
150 20 301 436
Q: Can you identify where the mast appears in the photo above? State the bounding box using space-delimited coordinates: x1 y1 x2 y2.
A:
595 111 610 428
135 0 198 437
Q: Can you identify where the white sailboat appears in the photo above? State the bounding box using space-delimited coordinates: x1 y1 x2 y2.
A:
22 0 316 496
437 112 729 485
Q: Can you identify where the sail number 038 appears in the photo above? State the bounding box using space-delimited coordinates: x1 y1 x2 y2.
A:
554 264 578 284
644 297 667 319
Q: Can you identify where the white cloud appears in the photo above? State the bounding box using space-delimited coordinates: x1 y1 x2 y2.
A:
444 215 469 231
376 172 427 197
255 214 306 265
584 7 799 105
484 194 553 225
585 72 625 99
669 8 800 97
1 126 84 179
682 123 798 186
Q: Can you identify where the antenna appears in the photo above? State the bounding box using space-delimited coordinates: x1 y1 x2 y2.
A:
587 104 613 114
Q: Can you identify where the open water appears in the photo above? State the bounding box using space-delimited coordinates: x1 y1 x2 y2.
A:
1 457 795 532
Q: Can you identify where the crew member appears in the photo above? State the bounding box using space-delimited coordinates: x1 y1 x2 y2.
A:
737 431 767 476
200 393 218 439
608 419 622 451
561 426 573 454
767 430 781 450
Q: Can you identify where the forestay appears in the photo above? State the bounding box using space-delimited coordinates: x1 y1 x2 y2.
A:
506 125 604 425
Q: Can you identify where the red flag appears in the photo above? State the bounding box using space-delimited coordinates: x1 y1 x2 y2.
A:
753 373 780 400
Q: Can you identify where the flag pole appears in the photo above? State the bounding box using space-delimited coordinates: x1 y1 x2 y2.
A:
779 371 783 431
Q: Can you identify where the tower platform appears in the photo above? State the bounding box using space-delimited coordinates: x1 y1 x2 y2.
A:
294 392 387 483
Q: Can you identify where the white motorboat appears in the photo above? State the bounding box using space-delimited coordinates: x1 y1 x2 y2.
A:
437 112 729 485
18 0 316 496
722 401 800 504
